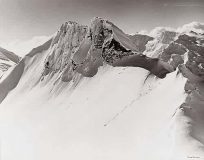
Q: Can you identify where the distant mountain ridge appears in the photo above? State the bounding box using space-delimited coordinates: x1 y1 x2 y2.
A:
0 47 20 78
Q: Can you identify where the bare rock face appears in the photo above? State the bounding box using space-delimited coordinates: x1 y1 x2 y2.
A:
102 37 134 64
159 30 177 44
42 21 88 77
146 30 204 81
41 17 174 82
144 29 178 60
173 34 204 80
145 32 186 70
169 54 184 70
39 17 204 84
178 64 204 82
185 51 204 77
160 43 186 62
128 34 154 52
184 80 196 93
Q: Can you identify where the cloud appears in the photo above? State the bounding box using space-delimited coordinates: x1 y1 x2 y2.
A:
148 27 176 38
0 35 52 57
174 3 204 7
176 21 204 34
139 21 204 38
138 30 149 35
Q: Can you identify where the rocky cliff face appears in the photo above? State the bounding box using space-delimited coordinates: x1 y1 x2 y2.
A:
12 17 203 92
139 24 204 81
40 17 173 83
141 25 204 146
153 32 204 80
128 34 154 52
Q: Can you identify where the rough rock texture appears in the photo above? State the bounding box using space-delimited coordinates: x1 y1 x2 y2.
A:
160 43 186 62
158 30 176 44
145 28 204 77
128 34 154 52
39 18 204 83
178 65 204 146
169 54 184 70
162 27 204 145
176 34 204 78
144 29 177 59
41 17 173 82
144 24 204 146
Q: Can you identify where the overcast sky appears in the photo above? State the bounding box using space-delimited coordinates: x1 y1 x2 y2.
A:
0 0 204 55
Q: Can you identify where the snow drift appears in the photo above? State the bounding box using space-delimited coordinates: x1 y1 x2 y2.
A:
1 17 204 160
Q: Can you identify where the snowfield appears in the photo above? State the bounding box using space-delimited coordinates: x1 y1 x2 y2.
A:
1 18 204 160
0 64 189 160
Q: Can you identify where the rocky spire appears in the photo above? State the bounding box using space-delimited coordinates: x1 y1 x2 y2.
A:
41 17 173 82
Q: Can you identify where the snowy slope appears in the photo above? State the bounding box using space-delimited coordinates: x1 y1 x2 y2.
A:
0 65 188 160
0 18 204 160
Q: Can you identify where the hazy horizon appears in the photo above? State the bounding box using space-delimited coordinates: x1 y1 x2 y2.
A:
0 0 204 56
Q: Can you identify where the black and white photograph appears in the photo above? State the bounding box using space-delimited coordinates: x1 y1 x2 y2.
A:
0 0 204 159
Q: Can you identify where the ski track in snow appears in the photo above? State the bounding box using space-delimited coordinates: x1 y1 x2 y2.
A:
104 75 160 127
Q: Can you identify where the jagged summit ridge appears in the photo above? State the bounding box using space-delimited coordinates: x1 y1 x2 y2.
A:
1 17 204 104
40 18 204 84
40 17 172 84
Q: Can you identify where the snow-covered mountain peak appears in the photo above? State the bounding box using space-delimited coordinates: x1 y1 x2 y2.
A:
149 27 176 43
1 18 204 160
39 17 173 85
177 21 204 35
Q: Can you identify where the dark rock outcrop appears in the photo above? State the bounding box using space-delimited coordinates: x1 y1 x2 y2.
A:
169 54 184 70
160 43 186 62
147 30 204 79
175 34 204 79
41 17 174 82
